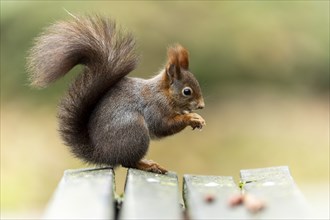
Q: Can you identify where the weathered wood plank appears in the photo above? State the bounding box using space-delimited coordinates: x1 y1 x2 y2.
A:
183 174 247 219
119 169 182 219
43 167 115 220
240 166 311 219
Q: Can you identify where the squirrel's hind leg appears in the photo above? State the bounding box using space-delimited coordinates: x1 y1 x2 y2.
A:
90 111 149 168
114 114 168 174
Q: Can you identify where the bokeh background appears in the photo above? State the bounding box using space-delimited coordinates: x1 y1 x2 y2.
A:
1 1 329 219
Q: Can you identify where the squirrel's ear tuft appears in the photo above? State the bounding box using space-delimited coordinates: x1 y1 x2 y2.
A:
166 45 181 83
176 44 189 70
165 44 189 83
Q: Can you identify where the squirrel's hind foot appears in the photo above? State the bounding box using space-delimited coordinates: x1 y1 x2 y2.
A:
134 159 168 174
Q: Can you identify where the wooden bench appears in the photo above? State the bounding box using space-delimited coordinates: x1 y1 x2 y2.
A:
43 166 311 219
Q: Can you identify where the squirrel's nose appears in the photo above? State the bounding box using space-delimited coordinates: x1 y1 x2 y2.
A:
197 101 205 109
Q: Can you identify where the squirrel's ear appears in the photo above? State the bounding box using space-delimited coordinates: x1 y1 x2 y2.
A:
166 64 179 83
176 44 189 70
166 46 181 83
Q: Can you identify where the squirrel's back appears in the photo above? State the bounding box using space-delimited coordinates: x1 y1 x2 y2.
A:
27 15 138 162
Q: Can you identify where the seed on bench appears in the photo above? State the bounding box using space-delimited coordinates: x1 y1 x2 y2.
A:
244 194 266 213
204 194 216 203
228 193 244 207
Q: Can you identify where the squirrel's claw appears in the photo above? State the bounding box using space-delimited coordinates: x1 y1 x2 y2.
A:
192 125 203 131
188 113 206 131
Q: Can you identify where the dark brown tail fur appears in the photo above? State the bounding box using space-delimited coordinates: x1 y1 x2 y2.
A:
27 15 138 162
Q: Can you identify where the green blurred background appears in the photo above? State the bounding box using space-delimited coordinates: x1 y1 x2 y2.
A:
1 1 329 218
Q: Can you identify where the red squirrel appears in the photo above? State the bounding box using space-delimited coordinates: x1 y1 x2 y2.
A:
27 15 205 174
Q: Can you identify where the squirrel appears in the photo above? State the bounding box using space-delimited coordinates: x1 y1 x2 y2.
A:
27 15 205 174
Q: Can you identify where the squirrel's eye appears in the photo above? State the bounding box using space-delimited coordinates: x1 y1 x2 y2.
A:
182 87 192 96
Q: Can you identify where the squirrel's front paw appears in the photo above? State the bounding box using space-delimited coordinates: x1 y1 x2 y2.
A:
187 113 206 130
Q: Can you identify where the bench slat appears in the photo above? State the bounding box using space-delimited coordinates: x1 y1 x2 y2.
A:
43 167 115 220
183 175 247 219
119 169 182 219
240 166 310 219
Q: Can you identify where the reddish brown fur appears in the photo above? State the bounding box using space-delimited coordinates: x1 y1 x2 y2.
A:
177 44 189 70
166 44 190 72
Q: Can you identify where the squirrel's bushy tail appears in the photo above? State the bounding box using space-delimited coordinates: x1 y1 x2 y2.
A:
27 15 138 162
